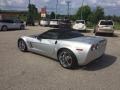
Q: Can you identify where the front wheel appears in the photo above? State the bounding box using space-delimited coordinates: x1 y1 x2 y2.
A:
20 25 25 30
58 49 78 69
1 26 8 31
18 39 27 52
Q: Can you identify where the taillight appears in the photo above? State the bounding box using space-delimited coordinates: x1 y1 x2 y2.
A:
91 44 99 51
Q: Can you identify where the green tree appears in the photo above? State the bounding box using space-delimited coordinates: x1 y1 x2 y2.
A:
93 6 104 23
28 4 39 20
75 5 92 21
88 6 104 24
50 12 55 19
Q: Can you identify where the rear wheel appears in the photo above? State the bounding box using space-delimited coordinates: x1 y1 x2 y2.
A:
20 25 25 30
58 49 78 69
95 32 99 36
18 39 27 52
1 26 8 31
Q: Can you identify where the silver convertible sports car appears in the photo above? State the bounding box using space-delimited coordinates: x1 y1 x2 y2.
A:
18 29 107 69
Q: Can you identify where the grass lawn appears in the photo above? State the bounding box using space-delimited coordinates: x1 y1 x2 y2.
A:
87 22 120 30
114 22 120 30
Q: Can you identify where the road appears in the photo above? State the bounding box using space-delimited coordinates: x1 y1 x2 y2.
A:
0 26 120 90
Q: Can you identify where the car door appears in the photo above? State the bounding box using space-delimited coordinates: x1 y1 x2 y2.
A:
12 20 21 29
5 20 13 29
7 20 16 29
30 31 58 57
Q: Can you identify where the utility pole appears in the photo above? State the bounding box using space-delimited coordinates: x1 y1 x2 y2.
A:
55 0 58 19
66 1 71 19
28 0 30 5
81 0 84 20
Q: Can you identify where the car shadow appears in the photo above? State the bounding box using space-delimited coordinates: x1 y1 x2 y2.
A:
77 30 92 33
73 54 117 71
96 33 119 37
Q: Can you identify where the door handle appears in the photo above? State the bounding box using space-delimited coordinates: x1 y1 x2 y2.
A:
55 41 57 44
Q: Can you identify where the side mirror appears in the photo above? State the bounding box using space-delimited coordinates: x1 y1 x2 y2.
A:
36 36 42 41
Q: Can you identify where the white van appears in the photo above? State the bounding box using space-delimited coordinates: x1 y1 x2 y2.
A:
0 19 25 31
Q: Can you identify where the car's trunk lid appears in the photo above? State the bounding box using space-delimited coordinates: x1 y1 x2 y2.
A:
66 36 105 44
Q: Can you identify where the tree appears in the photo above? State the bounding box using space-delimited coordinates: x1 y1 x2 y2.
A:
27 4 39 25
28 4 39 20
50 12 55 19
75 5 92 21
88 6 104 24
93 6 104 23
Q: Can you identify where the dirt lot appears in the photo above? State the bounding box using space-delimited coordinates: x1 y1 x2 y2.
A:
0 26 120 90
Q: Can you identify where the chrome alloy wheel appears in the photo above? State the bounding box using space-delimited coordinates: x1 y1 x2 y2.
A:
59 51 73 68
18 40 26 51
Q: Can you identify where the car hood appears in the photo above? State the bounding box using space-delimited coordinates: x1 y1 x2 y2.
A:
64 36 106 44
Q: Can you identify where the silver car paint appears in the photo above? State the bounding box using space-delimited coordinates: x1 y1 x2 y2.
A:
19 35 107 65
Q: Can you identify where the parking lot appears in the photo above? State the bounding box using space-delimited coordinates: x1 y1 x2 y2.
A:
0 26 120 90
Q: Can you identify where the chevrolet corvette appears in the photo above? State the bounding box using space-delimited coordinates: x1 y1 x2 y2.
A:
18 29 107 69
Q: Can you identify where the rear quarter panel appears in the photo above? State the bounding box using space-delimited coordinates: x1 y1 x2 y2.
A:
56 40 92 64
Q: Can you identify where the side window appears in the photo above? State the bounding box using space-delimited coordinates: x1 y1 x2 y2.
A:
7 20 14 23
38 32 58 39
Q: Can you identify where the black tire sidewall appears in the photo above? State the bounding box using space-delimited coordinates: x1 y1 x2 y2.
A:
18 40 27 52
20 25 25 30
2 26 8 31
58 49 78 69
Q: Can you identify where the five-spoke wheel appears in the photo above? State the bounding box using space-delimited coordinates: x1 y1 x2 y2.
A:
58 49 77 69
18 39 27 52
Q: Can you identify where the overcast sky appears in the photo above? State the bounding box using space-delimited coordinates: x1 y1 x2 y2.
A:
0 0 120 16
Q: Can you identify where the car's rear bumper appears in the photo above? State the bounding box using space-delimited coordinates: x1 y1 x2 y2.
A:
76 40 107 65
96 29 114 33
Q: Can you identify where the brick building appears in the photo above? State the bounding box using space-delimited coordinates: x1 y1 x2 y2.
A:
0 10 27 20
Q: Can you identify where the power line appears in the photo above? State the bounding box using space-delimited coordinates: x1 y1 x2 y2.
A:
55 0 58 19
66 1 71 18
81 0 84 20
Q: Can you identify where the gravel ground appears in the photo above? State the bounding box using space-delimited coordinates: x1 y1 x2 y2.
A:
0 26 120 90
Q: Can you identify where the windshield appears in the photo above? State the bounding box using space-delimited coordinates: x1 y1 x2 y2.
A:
76 21 85 24
100 21 113 25
59 31 84 39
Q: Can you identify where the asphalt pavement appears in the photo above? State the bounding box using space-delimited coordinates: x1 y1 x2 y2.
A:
0 26 120 90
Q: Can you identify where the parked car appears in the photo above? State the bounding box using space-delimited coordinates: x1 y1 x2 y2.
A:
40 19 49 26
59 19 71 28
72 20 86 31
18 29 107 69
0 19 25 31
94 20 114 35
49 19 59 27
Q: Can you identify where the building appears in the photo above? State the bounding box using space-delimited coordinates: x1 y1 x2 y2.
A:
0 10 27 20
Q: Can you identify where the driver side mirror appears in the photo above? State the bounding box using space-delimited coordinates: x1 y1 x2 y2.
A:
37 36 41 40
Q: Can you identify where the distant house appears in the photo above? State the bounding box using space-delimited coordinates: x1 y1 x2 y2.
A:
0 10 27 20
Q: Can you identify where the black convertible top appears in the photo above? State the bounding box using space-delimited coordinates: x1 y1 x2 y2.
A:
48 29 74 33
47 29 84 39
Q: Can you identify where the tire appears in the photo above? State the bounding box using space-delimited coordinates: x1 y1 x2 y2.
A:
18 39 27 52
20 25 25 30
58 49 78 69
93 29 95 33
1 26 8 31
95 32 98 36
110 33 114 36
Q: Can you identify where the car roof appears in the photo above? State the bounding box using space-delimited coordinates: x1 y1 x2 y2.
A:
48 29 74 33
99 20 113 21
76 20 85 21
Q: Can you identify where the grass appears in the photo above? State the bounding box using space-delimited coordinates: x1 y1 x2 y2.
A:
114 22 120 30
86 22 120 30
